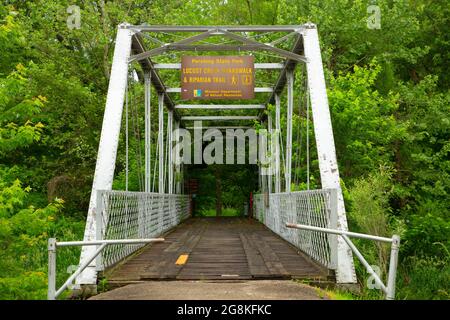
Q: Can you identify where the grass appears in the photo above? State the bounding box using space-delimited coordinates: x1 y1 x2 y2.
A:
396 256 450 300
315 288 356 300
308 254 450 300
197 207 241 217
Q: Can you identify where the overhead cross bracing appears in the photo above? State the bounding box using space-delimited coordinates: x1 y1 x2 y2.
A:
127 24 306 123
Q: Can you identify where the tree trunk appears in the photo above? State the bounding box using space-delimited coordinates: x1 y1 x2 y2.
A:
215 166 222 216
100 0 111 80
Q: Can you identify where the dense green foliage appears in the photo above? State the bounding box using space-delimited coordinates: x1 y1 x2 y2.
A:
0 0 448 299
187 164 258 216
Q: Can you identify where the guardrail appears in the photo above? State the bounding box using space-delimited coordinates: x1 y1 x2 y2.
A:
254 189 337 269
254 189 400 300
96 190 190 270
47 238 164 300
50 190 190 300
286 223 400 300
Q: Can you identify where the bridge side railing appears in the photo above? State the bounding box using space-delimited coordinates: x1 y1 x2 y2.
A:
254 188 400 300
96 190 190 270
47 238 164 300
254 189 338 269
48 190 190 299
286 222 400 300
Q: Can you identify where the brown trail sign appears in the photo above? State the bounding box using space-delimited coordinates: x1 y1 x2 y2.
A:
181 56 254 100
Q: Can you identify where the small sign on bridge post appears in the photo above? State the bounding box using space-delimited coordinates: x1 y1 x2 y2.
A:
181 55 255 100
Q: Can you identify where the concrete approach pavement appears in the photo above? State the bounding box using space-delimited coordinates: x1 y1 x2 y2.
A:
89 280 329 300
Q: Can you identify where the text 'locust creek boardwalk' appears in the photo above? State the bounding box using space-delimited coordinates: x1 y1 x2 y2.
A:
106 217 328 285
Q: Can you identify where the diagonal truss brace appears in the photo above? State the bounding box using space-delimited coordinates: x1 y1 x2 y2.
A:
131 34 181 121
129 29 307 63
218 29 307 63
302 23 357 284
129 29 218 62
76 24 135 287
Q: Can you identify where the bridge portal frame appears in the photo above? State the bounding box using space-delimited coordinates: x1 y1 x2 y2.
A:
76 23 357 289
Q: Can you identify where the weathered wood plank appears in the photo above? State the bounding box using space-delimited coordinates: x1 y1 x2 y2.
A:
107 217 327 283
240 233 272 278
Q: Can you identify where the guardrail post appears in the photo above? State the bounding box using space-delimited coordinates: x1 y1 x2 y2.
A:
48 238 57 300
329 189 339 270
95 190 104 271
386 235 400 300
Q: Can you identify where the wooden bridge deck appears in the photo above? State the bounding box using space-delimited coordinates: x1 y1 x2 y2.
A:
106 217 329 285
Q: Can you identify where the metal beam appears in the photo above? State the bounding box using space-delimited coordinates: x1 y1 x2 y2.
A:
174 120 181 194
175 104 265 110
167 110 173 194
141 44 262 55
153 63 284 69
285 70 293 192
267 32 304 107
144 73 151 192
130 30 217 62
130 34 180 121
131 43 305 62
303 24 356 284
255 87 274 93
219 29 307 63
268 114 273 194
127 25 305 32
186 126 252 129
181 116 258 121
130 28 305 62
274 94 281 193
260 120 267 193
269 31 298 46
158 94 165 194
256 63 284 69
167 87 273 93
78 24 134 286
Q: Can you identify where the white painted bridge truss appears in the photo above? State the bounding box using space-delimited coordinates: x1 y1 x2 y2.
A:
74 23 360 290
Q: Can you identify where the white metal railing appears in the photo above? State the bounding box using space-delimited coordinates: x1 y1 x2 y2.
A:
96 190 190 269
47 238 164 300
253 188 400 300
254 189 338 269
48 190 190 300
286 223 400 300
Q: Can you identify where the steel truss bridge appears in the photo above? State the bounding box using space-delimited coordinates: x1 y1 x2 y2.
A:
47 24 400 300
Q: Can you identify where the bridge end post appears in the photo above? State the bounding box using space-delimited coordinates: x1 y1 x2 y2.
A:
386 235 400 300
329 189 339 270
302 23 358 286
47 238 56 300
75 22 135 293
